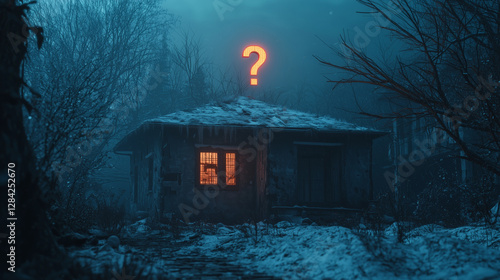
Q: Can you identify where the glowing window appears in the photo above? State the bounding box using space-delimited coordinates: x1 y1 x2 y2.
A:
226 153 236 185
200 152 218 185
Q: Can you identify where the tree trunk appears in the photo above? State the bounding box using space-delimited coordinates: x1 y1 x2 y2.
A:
1 0 60 276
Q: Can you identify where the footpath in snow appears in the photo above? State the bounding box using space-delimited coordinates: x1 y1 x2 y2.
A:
180 221 500 279
69 220 500 279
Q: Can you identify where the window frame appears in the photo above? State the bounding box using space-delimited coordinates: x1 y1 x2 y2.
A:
198 151 219 185
196 148 238 190
225 152 237 186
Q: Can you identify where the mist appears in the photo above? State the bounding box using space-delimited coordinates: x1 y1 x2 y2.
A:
3 0 499 279
165 0 386 90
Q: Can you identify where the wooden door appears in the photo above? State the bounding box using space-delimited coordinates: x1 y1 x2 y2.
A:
297 146 342 206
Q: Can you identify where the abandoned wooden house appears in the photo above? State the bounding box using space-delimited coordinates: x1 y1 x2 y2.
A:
114 97 385 223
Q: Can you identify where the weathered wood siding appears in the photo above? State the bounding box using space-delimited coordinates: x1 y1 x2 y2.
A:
129 125 376 222
130 125 163 216
158 125 259 223
267 131 373 209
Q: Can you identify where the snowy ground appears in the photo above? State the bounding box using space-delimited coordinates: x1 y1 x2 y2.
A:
69 220 500 279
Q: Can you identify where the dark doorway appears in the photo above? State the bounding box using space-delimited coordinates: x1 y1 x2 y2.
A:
134 166 138 203
297 145 343 207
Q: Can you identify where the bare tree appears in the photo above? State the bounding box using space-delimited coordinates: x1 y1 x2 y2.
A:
171 30 209 105
205 65 249 100
169 30 250 107
316 0 500 178
24 0 173 227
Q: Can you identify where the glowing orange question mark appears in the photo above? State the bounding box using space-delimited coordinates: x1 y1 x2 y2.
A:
242 45 267 86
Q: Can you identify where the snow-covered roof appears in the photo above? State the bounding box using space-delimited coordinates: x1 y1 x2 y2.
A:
115 97 384 152
146 97 380 133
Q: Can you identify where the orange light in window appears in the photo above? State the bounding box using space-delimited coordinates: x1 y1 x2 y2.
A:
200 152 217 185
226 153 236 185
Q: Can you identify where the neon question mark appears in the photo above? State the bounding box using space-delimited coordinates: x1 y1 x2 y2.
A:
242 45 267 86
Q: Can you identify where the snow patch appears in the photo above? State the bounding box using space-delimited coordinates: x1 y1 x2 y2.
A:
147 97 382 133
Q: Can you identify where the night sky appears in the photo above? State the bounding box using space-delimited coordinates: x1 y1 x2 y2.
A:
163 0 382 89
